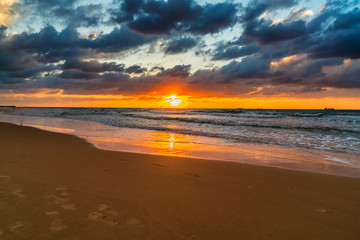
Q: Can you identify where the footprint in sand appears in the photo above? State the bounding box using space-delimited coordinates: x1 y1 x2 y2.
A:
50 218 66 233
55 187 70 197
88 204 119 226
45 187 76 211
12 189 26 198
45 211 60 216
316 209 334 214
9 221 31 238
126 217 143 227
0 175 10 181
45 194 77 210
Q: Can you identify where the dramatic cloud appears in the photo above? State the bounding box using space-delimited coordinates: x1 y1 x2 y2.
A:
62 59 125 73
0 25 155 63
66 4 104 28
243 19 307 44
242 0 299 22
220 54 273 79
159 65 191 78
212 43 260 60
114 0 238 35
0 0 360 101
85 26 156 53
58 70 98 80
0 25 8 40
164 37 198 54
110 0 146 23
125 65 147 74
177 2 238 34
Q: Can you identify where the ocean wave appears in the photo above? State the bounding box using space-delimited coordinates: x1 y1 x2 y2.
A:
1 107 359 155
84 120 359 154
118 113 360 134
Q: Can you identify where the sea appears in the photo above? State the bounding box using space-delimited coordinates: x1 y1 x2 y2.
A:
1 107 359 177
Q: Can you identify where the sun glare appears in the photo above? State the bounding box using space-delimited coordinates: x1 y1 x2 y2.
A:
166 95 182 107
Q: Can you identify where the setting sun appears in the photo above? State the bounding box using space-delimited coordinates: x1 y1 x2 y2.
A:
166 95 182 107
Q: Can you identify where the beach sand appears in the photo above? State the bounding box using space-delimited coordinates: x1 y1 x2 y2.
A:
0 122 359 240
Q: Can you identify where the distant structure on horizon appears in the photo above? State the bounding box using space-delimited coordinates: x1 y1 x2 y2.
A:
0 106 16 108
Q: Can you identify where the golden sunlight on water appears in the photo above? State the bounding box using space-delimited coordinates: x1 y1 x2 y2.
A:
1 114 359 177
141 131 197 156
88 129 360 176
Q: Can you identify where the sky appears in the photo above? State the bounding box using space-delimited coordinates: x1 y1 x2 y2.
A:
0 0 360 109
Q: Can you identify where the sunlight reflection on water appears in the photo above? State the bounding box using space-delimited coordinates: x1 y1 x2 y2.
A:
1 113 359 177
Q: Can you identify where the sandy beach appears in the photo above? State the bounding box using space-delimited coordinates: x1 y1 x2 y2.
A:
0 122 360 240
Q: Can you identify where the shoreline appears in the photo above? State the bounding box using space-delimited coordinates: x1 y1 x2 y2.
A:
1 122 360 239
1 115 360 178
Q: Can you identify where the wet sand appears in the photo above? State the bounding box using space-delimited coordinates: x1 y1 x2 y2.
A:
0 122 360 240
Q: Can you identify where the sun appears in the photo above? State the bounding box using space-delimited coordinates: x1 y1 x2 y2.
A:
166 95 182 107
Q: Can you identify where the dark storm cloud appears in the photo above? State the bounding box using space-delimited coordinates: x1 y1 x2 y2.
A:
62 59 125 73
2 26 84 64
238 0 360 62
303 8 360 59
62 60 146 75
219 54 273 79
0 74 26 85
1 0 360 96
294 8 360 60
112 0 238 35
323 61 360 88
125 65 147 74
110 0 145 23
187 56 360 96
300 58 344 78
158 65 191 78
66 4 104 28
58 70 98 80
243 19 306 44
1 64 190 95
1 25 155 63
164 37 198 54
330 7 360 31
242 0 299 22
6 64 58 78
178 2 238 34
84 26 156 52
307 27 360 59
188 68 260 96
0 23 155 88
268 55 345 85
0 25 7 40
1 26 89 64
212 44 260 60
126 0 200 35
0 63 61 86
239 0 308 45
0 52 38 72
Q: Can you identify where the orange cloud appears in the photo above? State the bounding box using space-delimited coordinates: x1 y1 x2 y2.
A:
0 0 17 26
270 54 300 72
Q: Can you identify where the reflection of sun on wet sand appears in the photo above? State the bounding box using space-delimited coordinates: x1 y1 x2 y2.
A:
1 122 360 240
